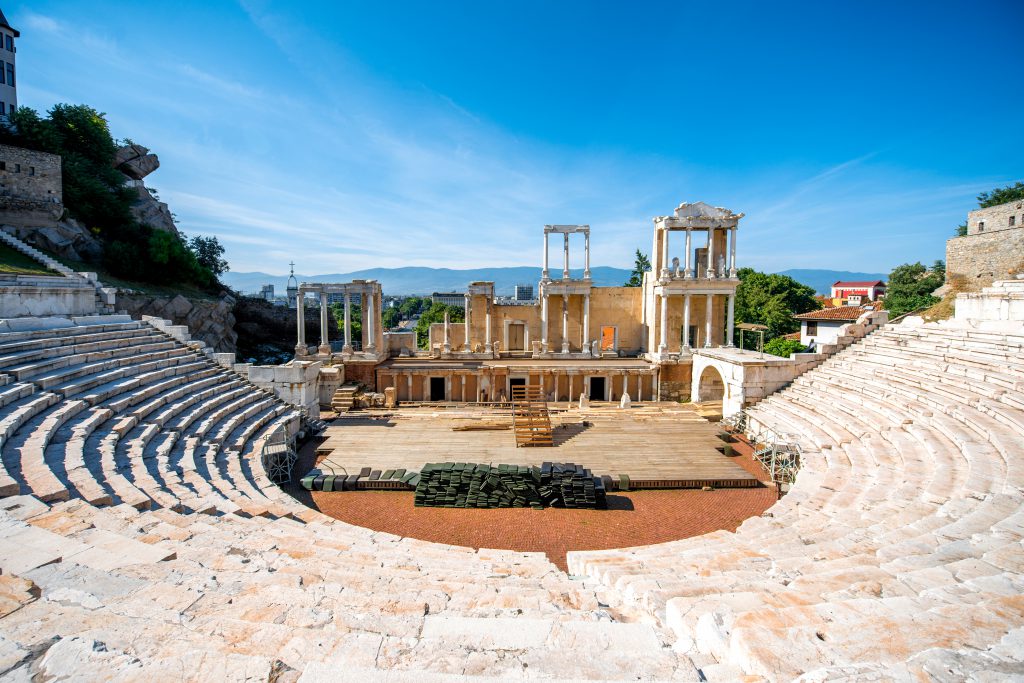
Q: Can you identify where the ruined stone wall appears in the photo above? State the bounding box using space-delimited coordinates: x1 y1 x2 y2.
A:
0 144 62 226
658 362 692 402
946 226 1024 289
966 200 1024 236
119 293 238 353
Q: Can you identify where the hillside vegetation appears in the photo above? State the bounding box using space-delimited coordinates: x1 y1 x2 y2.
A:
0 104 225 292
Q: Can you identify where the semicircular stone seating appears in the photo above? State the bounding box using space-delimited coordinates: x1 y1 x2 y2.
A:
569 281 1024 681
0 276 1022 681
0 315 695 681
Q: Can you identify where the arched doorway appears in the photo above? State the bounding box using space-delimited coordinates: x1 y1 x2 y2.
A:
696 365 725 402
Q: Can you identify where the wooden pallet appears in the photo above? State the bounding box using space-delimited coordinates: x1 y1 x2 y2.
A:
511 384 553 447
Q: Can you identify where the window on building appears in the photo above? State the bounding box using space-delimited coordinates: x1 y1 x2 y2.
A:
1010 215 1017 227
4 35 10 51
0 65 5 85
4 63 12 87
13 163 19 173
7 104 11 117
0 101 4 115
978 220 985 232
28 166 34 176
0 161 5 171
806 321 818 336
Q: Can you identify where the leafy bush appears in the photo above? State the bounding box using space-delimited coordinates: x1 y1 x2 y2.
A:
884 261 944 318
764 337 806 358
733 268 820 348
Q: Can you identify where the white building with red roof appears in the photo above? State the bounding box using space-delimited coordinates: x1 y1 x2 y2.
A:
830 280 886 302
794 304 882 349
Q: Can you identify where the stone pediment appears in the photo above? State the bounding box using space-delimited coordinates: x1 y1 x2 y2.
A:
674 201 738 219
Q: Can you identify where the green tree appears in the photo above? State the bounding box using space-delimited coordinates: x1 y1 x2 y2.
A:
414 303 464 348
764 337 806 358
329 303 361 342
733 268 820 347
624 249 651 287
883 261 945 317
977 182 1024 208
188 235 229 276
382 307 400 329
398 296 428 318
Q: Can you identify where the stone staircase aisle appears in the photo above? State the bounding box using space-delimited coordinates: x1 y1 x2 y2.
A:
331 383 359 413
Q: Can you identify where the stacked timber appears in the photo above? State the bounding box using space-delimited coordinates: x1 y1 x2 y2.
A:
413 461 606 509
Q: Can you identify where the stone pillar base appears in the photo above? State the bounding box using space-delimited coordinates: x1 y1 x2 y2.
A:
317 344 332 356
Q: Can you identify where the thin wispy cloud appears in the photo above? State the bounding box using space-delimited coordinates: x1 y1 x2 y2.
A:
9 3 1014 279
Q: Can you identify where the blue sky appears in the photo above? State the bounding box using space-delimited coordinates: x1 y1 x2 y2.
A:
8 1 1022 275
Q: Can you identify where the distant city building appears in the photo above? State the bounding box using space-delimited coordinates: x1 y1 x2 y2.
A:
830 280 885 301
260 284 274 301
0 9 18 120
431 291 465 308
286 262 298 307
514 284 534 301
327 291 360 306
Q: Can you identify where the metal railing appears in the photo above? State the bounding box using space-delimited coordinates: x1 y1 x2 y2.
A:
720 410 802 490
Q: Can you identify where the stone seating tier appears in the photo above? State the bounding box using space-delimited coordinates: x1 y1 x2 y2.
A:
1 306 1023 680
567 312 1024 680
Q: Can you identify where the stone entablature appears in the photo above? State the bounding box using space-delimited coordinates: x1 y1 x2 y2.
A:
0 144 63 224
966 200 1023 236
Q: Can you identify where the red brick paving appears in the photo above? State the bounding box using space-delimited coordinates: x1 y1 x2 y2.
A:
286 430 777 572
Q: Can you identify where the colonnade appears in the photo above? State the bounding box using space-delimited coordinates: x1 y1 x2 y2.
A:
378 367 657 404
657 291 736 354
659 225 738 281
295 282 379 356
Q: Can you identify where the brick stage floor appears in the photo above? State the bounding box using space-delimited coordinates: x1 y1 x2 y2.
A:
285 433 776 571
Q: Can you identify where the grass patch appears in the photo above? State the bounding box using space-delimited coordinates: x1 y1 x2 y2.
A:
46 250 218 300
0 244 58 276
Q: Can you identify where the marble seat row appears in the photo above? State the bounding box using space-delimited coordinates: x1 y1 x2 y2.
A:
568 314 1024 680
0 314 705 680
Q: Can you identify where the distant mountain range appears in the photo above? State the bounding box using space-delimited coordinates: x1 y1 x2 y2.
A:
223 267 888 297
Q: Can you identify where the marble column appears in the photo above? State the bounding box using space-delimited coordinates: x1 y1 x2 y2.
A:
684 228 693 279
317 291 330 355
485 299 492 352
727 293 736 347
705 293 713 347
562 233 570 279
582 293 590 356
682 293 691 350
655 368 661 402
407 373 412 402
342 291 352 353
638 373 643 402
463 293 471 350
660 228 670 279
295 289 306 354
365 288 376 351
729 226 738 277
560 295 570 354
542 231 550 280
583 231 591 279
707 228 716 278
658 293 668 354
541 293 549 352
461 374 467 402
442 311 451 354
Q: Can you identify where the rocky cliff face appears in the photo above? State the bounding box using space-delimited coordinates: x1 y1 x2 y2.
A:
119 293 238 353
233 296 338 364
1 218 104 263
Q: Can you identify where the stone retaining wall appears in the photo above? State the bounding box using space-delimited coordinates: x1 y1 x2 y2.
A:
119 292 237 353
946 225 1024 289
